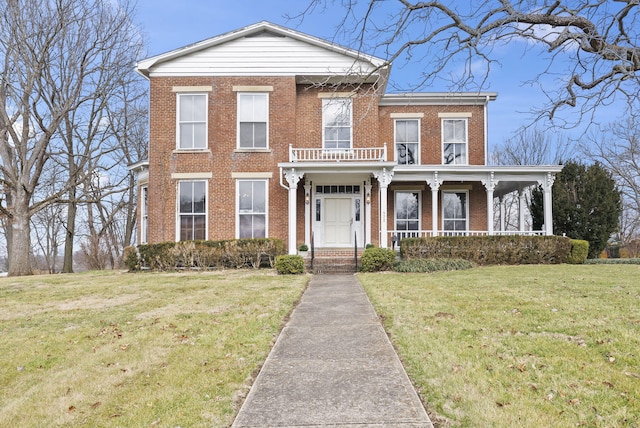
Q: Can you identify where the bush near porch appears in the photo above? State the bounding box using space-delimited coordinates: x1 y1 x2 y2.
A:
125 238 287 271
400 236 588 265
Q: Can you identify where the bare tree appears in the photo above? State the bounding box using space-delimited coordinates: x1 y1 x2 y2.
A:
582 119 640 248
297 1 639 124
0 0 143 276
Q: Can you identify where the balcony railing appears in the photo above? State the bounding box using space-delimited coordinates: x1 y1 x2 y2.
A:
289 144 387 162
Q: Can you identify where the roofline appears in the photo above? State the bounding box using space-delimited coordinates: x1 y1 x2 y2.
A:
379 92 498 106
128 159 149 172
136 21 389 80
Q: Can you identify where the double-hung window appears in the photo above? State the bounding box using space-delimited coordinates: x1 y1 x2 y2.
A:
178 181 206 241
395 191 420 239
178 94 207 149
442 191 468 234
238 93 268 149
237 180 267 238
323 98 352 149
141 186 148 244
442 119 467 164
395 119 420 165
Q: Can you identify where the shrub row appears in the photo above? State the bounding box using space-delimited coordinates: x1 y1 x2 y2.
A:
585 258 640 265
393 258 475 273
125 239 286 271
399 236 579 265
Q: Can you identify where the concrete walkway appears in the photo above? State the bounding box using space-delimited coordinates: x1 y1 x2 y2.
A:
231 274 433 428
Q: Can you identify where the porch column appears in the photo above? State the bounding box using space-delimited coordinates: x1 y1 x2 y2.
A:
518 188 526 233
482 172 498 236
373 168 394 248
364 179 372 246
304 181 311 247
499 196 506 233
542 172 555 235
427 172 443 237
284 168 304 254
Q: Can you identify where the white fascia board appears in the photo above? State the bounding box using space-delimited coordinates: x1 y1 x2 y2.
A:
379 92 498 106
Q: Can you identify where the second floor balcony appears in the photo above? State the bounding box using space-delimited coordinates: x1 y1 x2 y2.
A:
289 144 388 163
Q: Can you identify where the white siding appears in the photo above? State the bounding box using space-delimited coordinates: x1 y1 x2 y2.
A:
147 36 379 77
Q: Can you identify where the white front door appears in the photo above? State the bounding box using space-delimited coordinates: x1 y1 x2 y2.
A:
324 198 352 246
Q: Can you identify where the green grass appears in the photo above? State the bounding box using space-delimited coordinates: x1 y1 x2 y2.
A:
359 265 640 427
0 270 308 427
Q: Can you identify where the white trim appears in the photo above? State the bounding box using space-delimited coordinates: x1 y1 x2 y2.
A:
438 112 472 118
176 93 208 150
233 85 274 92
176 180 209 242
140 185 148 244
231 172 273 179
390 112 424 118
394 118 421 165
171 172 213 179
236 179 269 239
237 92 269 149
317 92 356 98
172 86 213 92
442 190 469 233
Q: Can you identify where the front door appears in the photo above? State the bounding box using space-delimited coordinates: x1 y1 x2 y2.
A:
324 198 352 246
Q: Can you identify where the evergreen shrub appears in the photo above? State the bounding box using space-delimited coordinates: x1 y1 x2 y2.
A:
567 239 589 264
274 255 305 274
360 248 396 272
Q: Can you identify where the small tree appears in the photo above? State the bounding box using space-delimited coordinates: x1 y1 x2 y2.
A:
531 161 621 258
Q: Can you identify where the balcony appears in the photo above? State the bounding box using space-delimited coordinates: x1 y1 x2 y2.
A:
289 144 387 163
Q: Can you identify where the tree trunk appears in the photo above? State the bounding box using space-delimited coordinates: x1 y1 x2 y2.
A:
9 194 33 276
62 195 77 273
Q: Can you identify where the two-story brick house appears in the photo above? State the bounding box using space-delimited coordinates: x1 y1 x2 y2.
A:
132 21 561 254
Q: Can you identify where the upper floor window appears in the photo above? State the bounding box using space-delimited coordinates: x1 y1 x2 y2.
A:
323 98 352 149
178 93 207 149
395 119 420 165
442 119 467 165
237 179 267 238
238 93 268 149
178 180 207 241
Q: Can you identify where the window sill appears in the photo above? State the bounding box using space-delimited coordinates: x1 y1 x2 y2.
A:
173 149 211 154
234 148 272 153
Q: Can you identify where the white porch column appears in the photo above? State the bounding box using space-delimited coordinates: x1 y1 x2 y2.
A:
304 181 311 247
284 168 304 254
426 172 443 237
482 172 498 236
499 196 506 233
542 172 555 236
364 179 372 246
373 168 394 248
518 188 526 233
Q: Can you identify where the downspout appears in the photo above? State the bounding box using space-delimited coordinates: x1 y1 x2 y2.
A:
279 167 289 191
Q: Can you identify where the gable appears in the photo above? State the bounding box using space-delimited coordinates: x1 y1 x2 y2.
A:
137 22 387 82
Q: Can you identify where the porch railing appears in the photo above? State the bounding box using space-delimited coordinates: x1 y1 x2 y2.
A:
388 229 545 243
289 144 387 162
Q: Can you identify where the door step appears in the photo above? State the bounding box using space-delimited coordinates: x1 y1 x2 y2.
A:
305 248 364 274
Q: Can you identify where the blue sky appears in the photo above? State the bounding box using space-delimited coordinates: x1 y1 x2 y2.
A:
133 0 603 152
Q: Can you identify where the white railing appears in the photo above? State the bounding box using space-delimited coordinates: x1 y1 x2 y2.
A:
289 144 387 162
388 229 545 243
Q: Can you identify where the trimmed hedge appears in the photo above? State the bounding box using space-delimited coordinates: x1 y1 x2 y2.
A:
568 239 589 264
585 258 640 265
392 258 475 273
360 247 397 272
130 238 286 271
400 236 572 265
274 255 305 274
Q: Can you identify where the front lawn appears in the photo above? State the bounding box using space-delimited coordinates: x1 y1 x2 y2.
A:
359 265 640 427
0 270 307 427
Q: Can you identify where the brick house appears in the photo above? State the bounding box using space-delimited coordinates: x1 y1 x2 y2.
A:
131 21 561 254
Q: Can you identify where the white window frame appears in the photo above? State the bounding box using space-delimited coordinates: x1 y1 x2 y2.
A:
442 118 468 165
442 190 469 234
237 92 269 149
177 180 208 241
322 98 352 150
394 190 421 239
236 179 268 239
177 93 208 150
394 119 420 165
140 185 148 244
